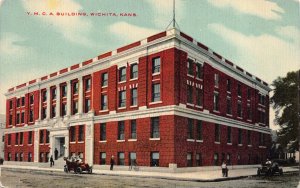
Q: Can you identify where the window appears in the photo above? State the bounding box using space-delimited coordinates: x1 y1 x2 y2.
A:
227 153 231 165
21 112 25 123
130 63 138 79
84 98 90 113
119 91 126 107
237 84 242 97
61 85 67 97
187 59 194 75
196 88 203 106
46 130 50 143
187 153 193 167
215 124 220 142
51 87 57 100
196 153 202 166
20 153 23 161
16 133 19 145
100 152 106 165
28 153 32 162
187 119 194 139
39 153 44 162
9 113 12 125
61 103 67 116
101 72 108 87
42 90 47 102
16 112 20 124
214 153 219 166
131 88 138 106
15 153 18 161
237 101 242 118
247 104 252 120
129 152 137 166
152 57 160 74
8 153 11 161
78 125 84 142
226 97 232 115
213 92 219 111
119 67 126 82
238 129 242 145
17 98 20 107
227 79 231 92
196 120 202 140
196 64 203 79
101 95 108 110
214 74 219 87
85 78 91 91
29 109 34 122
20 132 23 145
151 117 160 138
247 88 251 100
187 85 193 104
72 100 78 114
237 154 241 165
8 134 11 145
227 127 232 143
51 105 56 118
259 133 265 146
118 121 125 140
70 127 75 142
118 152 125 165
152 83 160 102
42 107 47 119
2 135 4 142
9 100 13 109
39 130 44 144
100 123 106 141
30 95 34 105
247 130 251 145
130 120 137 139
21 97 25 106
150 152 159 166
28 131 32 145
73 82 79 94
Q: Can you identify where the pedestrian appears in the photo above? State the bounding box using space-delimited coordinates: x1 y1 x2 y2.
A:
110 155 115 170
54 148 59 160
50 155 54 167
221 161 228 177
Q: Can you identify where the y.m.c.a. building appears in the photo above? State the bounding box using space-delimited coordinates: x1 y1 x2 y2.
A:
4 28 271 168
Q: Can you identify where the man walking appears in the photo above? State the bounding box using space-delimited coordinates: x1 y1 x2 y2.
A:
110 155 115 170
50 155 54 167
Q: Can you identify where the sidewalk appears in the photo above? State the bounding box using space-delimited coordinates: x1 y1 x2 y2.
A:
0 164 298 182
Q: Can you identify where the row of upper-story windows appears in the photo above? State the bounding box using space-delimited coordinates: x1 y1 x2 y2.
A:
70 125 85 142
7 131 33 146
99 117 159 141
215 124 266 146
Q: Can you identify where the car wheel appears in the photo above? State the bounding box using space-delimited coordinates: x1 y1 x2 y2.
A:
76 167 82 174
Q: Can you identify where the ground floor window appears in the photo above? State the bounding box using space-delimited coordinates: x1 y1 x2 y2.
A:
150 152 159 167
15 153 18 161
227 153 231 165
118 152 125 165
8 153 11 161
214 153 219 166
20 153 23 161
39 153 44 162
237 153 241 165
196 153 202 166
187 153 193 167
129 152 136 166
28 153 32 162
100 152 106 165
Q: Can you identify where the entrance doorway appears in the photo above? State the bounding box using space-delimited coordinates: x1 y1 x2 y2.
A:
54 137 65 158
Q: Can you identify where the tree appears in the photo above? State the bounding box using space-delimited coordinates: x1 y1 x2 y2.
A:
270 70 299 152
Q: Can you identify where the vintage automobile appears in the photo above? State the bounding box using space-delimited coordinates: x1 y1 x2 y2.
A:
257 161 283 176
64 157 92 174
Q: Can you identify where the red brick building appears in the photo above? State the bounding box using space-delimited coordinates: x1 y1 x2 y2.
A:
4 28 271 167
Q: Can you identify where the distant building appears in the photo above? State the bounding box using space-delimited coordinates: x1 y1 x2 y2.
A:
0 114 5 159
4 28 271 167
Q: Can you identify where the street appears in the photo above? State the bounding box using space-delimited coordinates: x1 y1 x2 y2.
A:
0 169 298 188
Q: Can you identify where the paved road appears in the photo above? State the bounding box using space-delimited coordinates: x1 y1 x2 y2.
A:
0 169 298 188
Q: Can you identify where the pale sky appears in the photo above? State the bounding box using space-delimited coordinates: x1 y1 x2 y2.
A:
0 0 299 130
